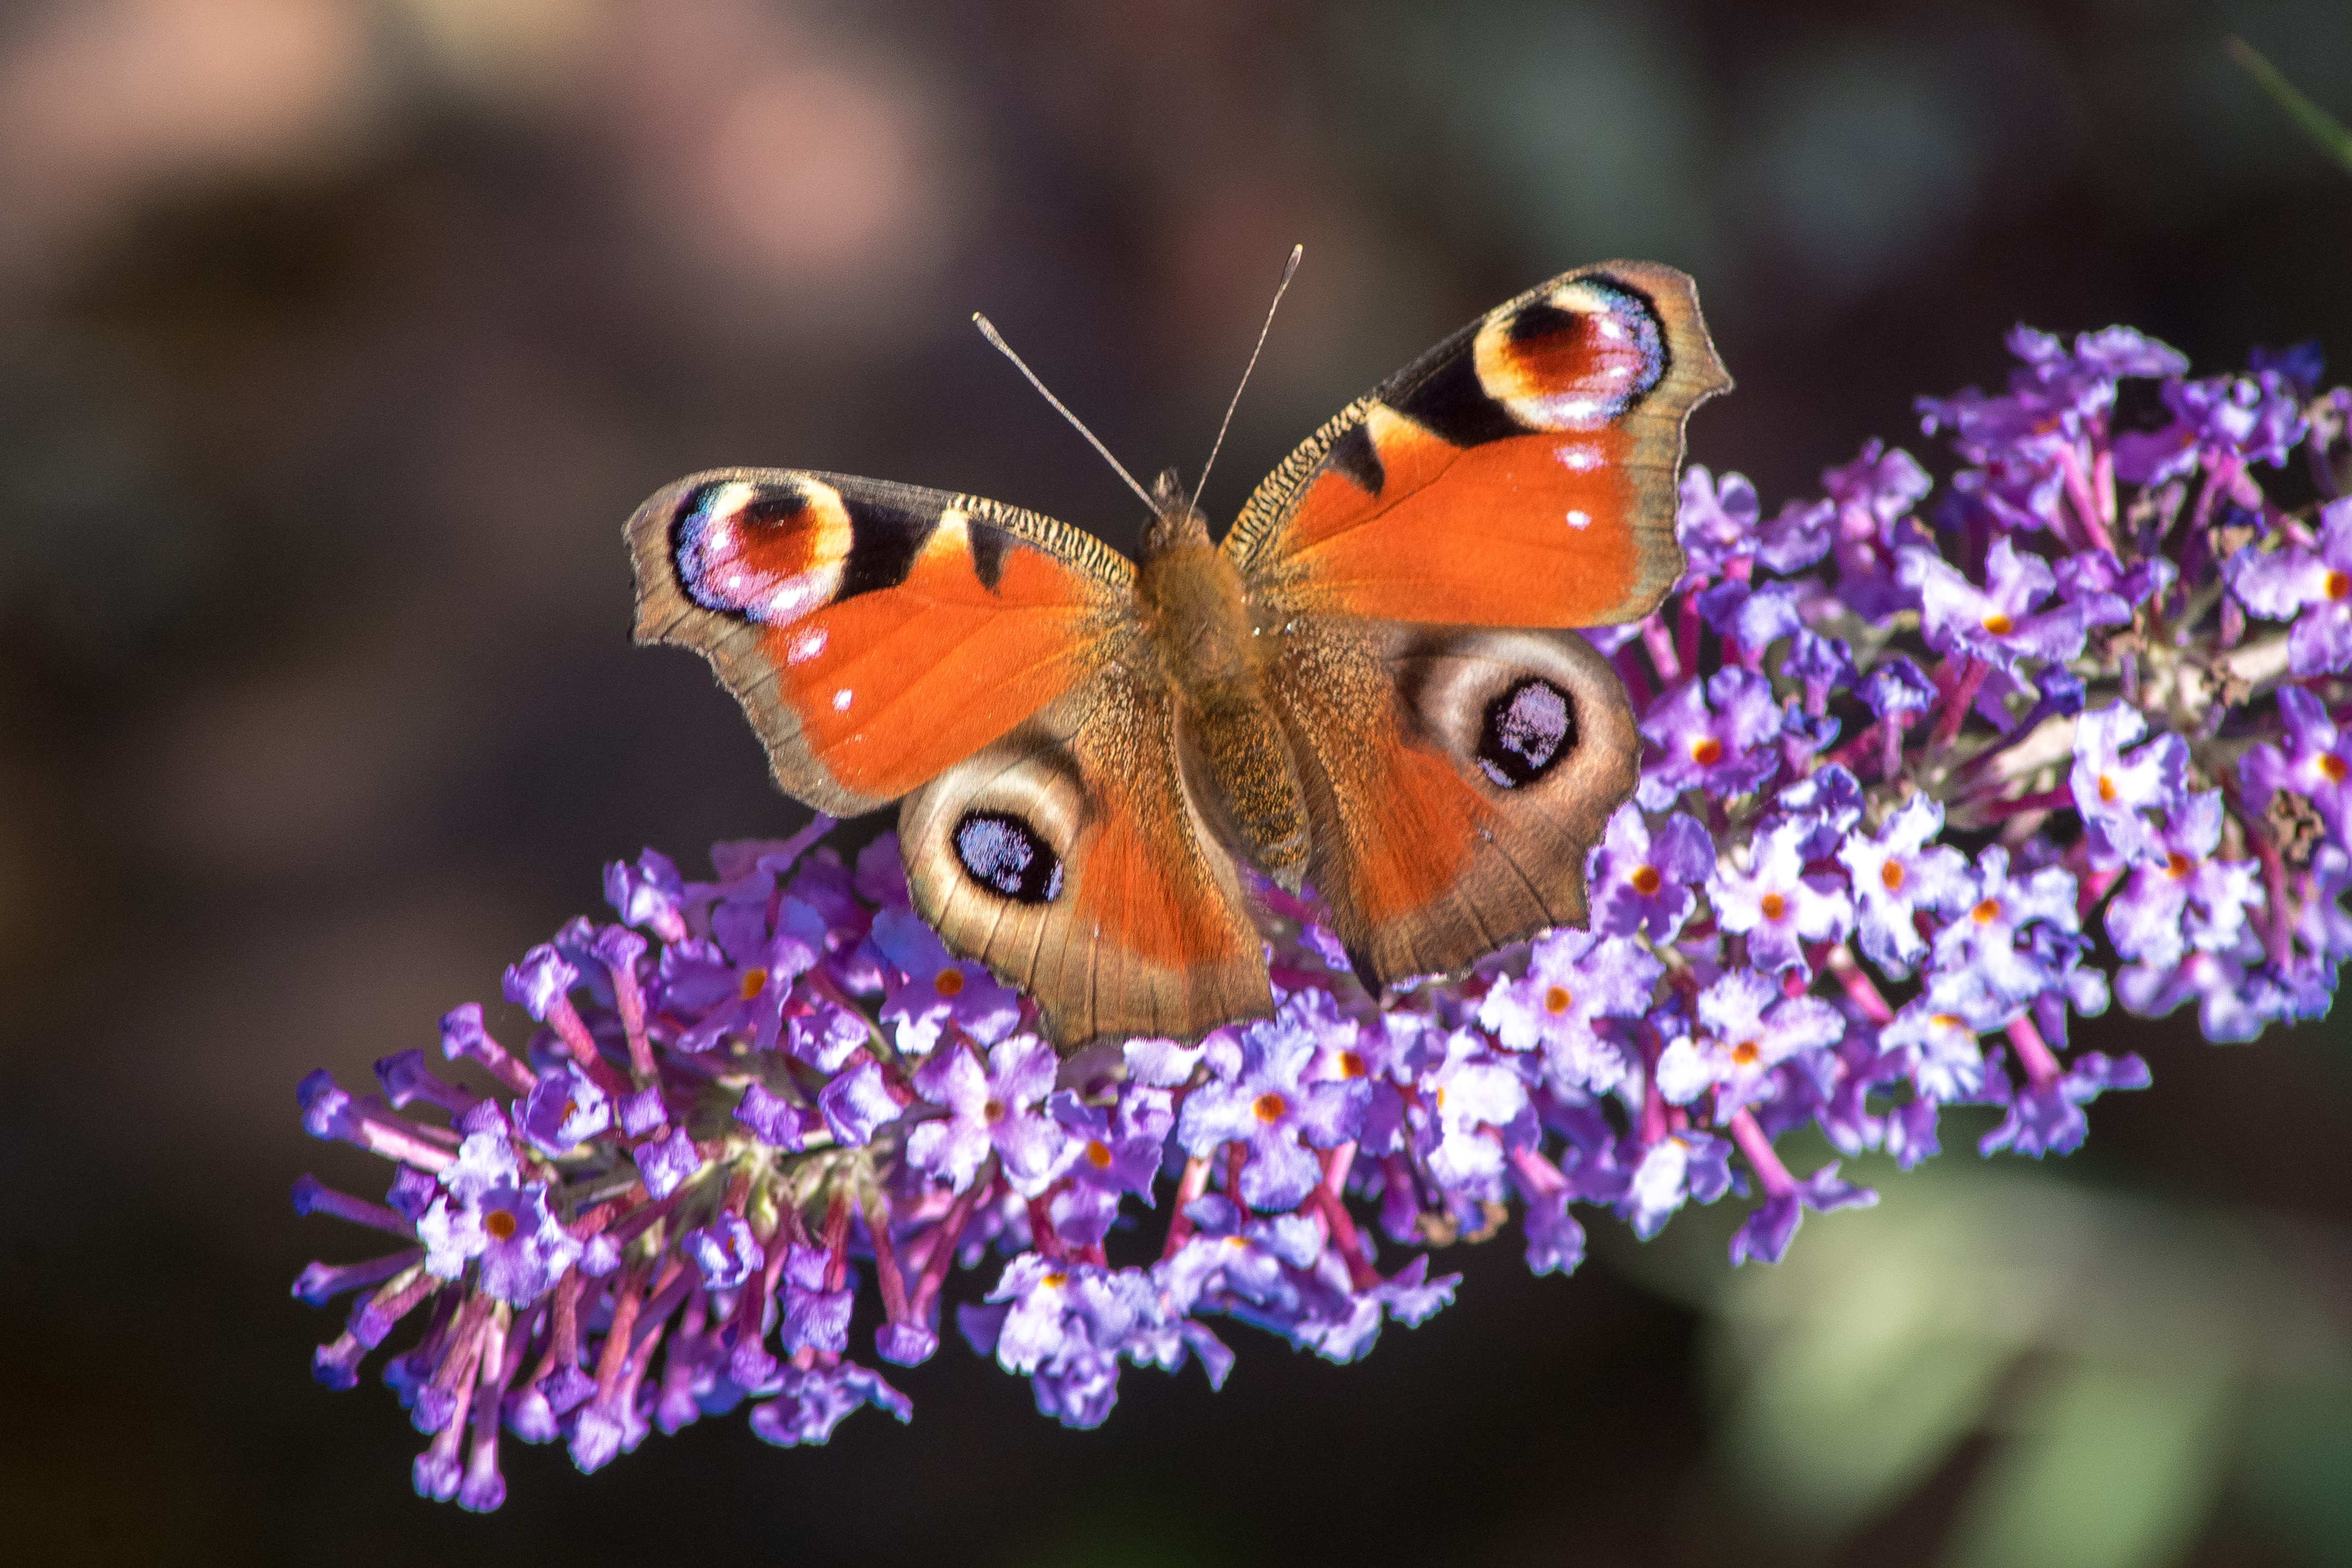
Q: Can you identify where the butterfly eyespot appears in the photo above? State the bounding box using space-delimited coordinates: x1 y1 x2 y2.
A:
952 811 1065 904
672 477 852 625
1475 677 1576 789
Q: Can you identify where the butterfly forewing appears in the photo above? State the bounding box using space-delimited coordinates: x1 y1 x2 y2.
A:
1226 260 1726 630
628 469 1131 816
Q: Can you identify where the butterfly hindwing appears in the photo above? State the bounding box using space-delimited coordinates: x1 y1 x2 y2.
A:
898 664 1273 1046
1263 618 1638 988
628 468 1132 816
1226 259 1728 630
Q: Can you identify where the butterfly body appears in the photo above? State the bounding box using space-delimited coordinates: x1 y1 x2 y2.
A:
630 260 1729 1047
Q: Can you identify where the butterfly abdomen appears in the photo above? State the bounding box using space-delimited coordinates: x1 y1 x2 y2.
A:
1138 525 1310 890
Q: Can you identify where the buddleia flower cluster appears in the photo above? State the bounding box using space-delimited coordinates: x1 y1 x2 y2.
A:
295 325 2352 1509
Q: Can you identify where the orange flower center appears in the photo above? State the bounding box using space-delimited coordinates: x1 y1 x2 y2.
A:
1972 898 2002 925
738 968 769 1001
982 1097 1006 1123
1690 736 1724 766
484 1208 518 1241
2324 753 2349 784
1730 1040 1761 1066
1253 1092 1288 1124
1543 985 1574 1015
934 968 966 998
1929 1012 1963 1032
1630 864 1663 896
1759 892 1788 922
2097 773 2119 804
2328 570 2350 601
1981 611 2014 635
1881 861 1906 892
1043 1270 1068 1288
1336 1050 1367 1079
2166 852 2192 879
1085 1139 1113 1169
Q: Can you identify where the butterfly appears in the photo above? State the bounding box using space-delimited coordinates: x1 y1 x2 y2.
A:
627 259 1729 1048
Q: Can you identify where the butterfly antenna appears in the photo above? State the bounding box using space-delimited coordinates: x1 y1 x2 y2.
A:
1191 243 1303 514
973 313 1157 512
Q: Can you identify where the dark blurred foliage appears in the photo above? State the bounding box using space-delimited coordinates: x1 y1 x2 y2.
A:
3 2 2350 1564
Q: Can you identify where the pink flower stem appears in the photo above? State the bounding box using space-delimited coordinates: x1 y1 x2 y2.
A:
1160 1156 1214 1259
1930 658 1991 752
1824 945 1895 1025
1677 593 1704 676
864 1195 910 1325
1613 645 1655 712
1507 1145 1569 1200
545 993 634 1099
1977 786 2074 821
2005 1015 2063 1090
1307 1183 1379 1290
1026 1195 1067 1263
1725 1109 1796 1200
1642 611 1682 686
908 1167 993 1323
1320 1140 1358 1197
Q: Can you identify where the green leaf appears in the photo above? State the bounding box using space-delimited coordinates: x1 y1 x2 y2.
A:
1939 1361 2237 1568
2227 36 2352 179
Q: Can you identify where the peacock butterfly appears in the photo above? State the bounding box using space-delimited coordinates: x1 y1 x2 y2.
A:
627 259 1729 1046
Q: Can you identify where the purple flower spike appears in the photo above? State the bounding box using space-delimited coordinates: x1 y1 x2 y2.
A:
747 1363 912 1448
1786 631 1856 714
907 1037 1072 1197
1477 927 1659 1093
2071 703 2188 868
1757 496 1834 574
1728 1162 1877 1267
684 1213 765 1291
1177 997 1370 1212
2116 942 2273 1043
1836 795 1972 977
1860 656 1938 723
1617 1132 1734 1239
1823 440 1934 621
287 301 2352 1505
1637 669 1784 809
1676 464 1760 581
1903 537 2098 675
1932 845 2081 1005
1655 970 1846 1114
1586 804 1715 942
1417 1031 1532 1196
1980 1052 2151 1158
2239 687 2352 850
2227 498 2352 675
870 906 1023 1057
2103 791 2264 968
1710 819 1854 975
633 1126 703 1201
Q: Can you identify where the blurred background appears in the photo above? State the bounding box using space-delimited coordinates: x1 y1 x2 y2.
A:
3 1 2350 1563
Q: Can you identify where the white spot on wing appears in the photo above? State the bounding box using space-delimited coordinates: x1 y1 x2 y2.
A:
1566 510 1592 530
832 688 853 711
787 625 828 665
1554 443 1599 471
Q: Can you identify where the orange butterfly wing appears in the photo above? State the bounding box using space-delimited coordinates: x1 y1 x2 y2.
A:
1230 261 1729 987
627 469 1270 1043
1226 260 1726 629
628 470 1132 816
